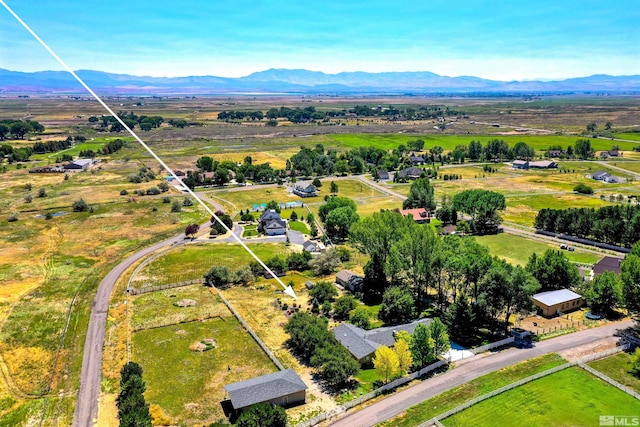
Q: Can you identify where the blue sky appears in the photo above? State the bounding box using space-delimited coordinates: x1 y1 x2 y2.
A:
1 0 638 80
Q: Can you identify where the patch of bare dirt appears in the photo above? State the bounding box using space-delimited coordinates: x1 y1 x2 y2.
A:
556 337 618 362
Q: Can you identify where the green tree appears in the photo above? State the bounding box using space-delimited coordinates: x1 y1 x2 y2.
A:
583 271 623 316
605 122 613 131
526 250 580 291
325 206 359 239
378 286 416 325
631 348 640 378
203 266 234 288
621 253 640 316
373 345 399 384
265 200 281 213
309 281 338 304
312 177 322 187
237 403 287 427
410 323 435 368
445 293 476 345
333 295 357 320
349 306 371 329
586 122 597 133
511 141 535 160
402 177 436 210
428 318 450 356
575 139 594 159
452 189 506 234
9 121 32 139
117 362 151 427
394 338 413 376
72 198 89 212
330 181 339 194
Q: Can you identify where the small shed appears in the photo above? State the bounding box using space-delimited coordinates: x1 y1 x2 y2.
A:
224 369 307 413
533 289 583 317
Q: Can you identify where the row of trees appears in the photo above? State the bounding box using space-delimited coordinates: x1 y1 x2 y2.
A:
88 111 164 132
535 204 640 247
0 119 45 140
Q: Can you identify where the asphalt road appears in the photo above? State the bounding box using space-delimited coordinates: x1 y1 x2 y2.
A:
330 320 634 427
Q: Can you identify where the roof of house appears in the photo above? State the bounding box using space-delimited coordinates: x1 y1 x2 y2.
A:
335 270 362 283
264 219 287 230
377 170 390 179
533 289 582 307
513 160 528 166
593 256 622 275
399 167 423 178
410 156 425 162
303 241 319 252
224 369 307 409
591 170 609 179
399 208 430 221
529 160 557 168
294 183 317 193
260 209 282 221
334 319 432 360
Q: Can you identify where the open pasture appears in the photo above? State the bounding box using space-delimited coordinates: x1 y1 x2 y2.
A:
133 315 277 424
474 234 600 266
588 352 640 393
442 367 640 427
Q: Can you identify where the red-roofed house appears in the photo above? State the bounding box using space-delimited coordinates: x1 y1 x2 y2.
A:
399 208 431 224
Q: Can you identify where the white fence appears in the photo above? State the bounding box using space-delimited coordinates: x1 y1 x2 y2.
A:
418 344 634 427
470 337 514 355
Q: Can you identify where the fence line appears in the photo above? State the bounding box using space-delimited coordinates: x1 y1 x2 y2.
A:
214 286 285 371
418 344 632 427
129 278 204 295
578 363 640 400
132 312 225 332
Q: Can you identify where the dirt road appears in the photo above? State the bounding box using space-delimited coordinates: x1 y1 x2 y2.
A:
330 320 634 427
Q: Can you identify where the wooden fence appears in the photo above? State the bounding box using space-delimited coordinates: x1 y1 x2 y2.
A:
129 278 205 295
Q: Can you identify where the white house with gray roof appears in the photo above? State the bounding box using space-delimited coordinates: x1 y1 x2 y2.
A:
223 368 307 413
334 318 432 364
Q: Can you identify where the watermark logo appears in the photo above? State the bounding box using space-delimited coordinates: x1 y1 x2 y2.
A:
600 415 640 426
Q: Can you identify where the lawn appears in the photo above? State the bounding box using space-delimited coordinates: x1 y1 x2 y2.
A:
133 315 278 424
588 352 640 393
442 367 640 427
288 220 310 234
503 193 613 226
474 234 600 266
242 224 259 237
381 353 566 427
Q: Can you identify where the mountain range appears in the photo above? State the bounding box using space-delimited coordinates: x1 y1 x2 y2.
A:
1 68 639 95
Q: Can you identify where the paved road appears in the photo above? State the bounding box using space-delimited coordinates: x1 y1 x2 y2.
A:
73 197 225 427
330 320 634 427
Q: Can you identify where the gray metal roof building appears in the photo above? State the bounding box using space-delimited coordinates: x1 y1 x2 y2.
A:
224 368 307 411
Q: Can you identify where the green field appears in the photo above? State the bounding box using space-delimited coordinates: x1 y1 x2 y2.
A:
133 316 278 423
474 234 600 266
381 354 566 427
588 352 640 393
442 367 640 427
615 133 640 142
503 193 614 226
325 134 640 152
130 242 291 286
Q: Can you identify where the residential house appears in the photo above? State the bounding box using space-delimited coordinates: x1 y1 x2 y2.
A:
63 159 93 171
223 369 307 414
528 160 558 169
333 319 432 364
409 155 426 165
512 160 529 169
398 167 423 180
592 256 622 277
399 208 430 224
600 149 620 159
547 150 564 158
376 170 390 181
292 183 318 198
335 270 364 292
589 170 620 183
302 240 325 254
532 289 583 317
258 210 287 236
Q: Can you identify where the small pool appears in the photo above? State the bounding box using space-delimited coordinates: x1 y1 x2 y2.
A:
35 211 68 219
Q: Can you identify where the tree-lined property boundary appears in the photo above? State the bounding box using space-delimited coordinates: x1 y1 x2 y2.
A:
418 344 636 427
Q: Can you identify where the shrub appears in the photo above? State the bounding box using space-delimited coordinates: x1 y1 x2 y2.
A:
37 188 46 198
7 212 18 222
24 194 33 203
146 186 161 195
574 183 594 194
120 189 128 196
171 200 182 212
72 198 89 212
162 196 170 203
182 197 194 206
